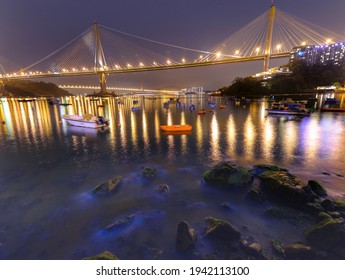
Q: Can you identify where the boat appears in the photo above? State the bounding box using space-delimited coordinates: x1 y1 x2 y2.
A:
58 103 72 106
219 105 226 109
320 107 345 112
160 124 192 132
267 102 310 116
198 109 206 114
62 114 109 128
131 107 141 112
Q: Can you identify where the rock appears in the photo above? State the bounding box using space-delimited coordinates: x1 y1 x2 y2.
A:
308 180 327 197
333 200 345 211
175 221 197 253
204 217 241 244
285 243 316 259
141 167 157 178
271 239 285 256
305 203 324 215
241 239 263 258
250 164 288 176
304 218 345 250
321 199 335 211
155 184 169 193
246 188 266 203
259 171 311 205
83 251 119 260
221 202 232 210
317 212 332 222
327 211 342 218
104 214 136 232
202 161 252 187
91 176 122 194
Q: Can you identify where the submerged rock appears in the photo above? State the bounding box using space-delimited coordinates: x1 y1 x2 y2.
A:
104 214 136 232
285 243 316 260
250 164 288 176
333 200 345 211
202 161 252 187
308 180 327 197
241 239 263 258
258 171 312 205
155 184 169 193
141 167 157 178
271 239 285 256
175 221 197 253
204 217 241 244
304 218 345 250
83 250 119 260
246 188 266 203
91 176 122 195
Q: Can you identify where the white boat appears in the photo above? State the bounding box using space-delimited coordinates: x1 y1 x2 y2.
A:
62 114 109 128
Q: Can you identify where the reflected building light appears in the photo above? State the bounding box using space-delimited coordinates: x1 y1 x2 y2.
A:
262 118 275 162
244 115 255 159
210 114 220 162
226 115 236 157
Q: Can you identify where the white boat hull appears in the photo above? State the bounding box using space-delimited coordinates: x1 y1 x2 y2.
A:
62 115 109 128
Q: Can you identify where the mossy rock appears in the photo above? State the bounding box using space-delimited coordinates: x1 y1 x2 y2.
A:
271 239 285 256
91 176 122 194
304 218 345 250
83 250 119 260
259 171 311 204
204 217 241 243
251 164 288 176
202 161 252 187
317 212 332 222
141 167 157 178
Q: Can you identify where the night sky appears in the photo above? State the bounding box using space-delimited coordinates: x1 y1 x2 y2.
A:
1 0 344 90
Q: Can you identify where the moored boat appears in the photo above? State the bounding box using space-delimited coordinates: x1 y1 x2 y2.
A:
320 107 345 112
62 114 109 128
160 124 192 132
267 102 310 116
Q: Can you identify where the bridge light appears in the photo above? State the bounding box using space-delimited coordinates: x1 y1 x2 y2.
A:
167 59 171 65
127 64 132 68
199 55 203 59
153 61 157 66
301 42 306 46
326 39 332 44
276 44 282 50
139 62 144 67
181 58 186 63
235 50 240 55
216 52 221 58
255 47 260 54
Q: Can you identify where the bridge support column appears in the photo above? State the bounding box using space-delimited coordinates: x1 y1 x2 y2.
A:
99 72 107 95
264 3 276 72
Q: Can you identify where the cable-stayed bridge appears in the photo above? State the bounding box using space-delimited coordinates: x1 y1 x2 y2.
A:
1 4 343 94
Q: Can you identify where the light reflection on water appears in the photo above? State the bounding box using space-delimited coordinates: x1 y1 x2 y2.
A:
0 95 345 259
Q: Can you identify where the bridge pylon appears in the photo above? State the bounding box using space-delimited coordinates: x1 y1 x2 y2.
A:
263 3 276 72
93 23 109 95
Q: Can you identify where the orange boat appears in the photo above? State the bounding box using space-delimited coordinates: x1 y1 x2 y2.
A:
219 105 226 109
198 109 206 114
160 124 192 132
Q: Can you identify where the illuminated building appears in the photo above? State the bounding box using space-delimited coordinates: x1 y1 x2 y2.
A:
290 42 345 66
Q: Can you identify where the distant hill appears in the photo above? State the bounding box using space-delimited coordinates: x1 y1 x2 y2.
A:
1 79 71 97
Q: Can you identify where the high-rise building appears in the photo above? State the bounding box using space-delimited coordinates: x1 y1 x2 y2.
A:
290 42 345 66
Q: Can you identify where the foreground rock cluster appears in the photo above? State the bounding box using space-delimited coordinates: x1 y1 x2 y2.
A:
84 162 345 260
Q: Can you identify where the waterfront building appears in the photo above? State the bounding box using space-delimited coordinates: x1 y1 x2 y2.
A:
290 42 345 66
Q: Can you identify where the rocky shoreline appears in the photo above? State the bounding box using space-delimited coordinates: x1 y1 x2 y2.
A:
85 162 345 260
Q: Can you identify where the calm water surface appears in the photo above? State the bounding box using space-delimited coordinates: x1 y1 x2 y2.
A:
0 95 344 259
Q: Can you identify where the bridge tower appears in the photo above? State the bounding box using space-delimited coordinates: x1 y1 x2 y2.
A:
263 3 276 72
93 23 108 95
